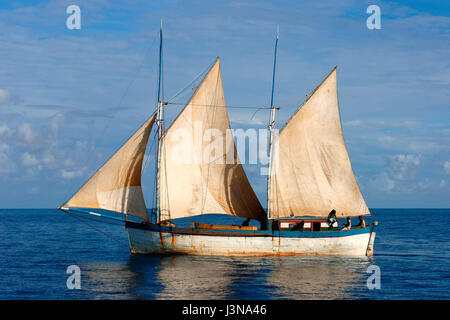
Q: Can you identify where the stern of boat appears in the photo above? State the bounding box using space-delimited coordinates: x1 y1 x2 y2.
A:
365 222 378 257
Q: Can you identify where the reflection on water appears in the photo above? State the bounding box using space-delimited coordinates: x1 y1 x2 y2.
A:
81 254 374 299
152 256 236 299
3 209 449 299
80 262 143 299
268 256 372 299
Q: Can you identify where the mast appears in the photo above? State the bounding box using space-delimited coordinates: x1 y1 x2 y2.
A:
266 25 279 221
155 19 164 223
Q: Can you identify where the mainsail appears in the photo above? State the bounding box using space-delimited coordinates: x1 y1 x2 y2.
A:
159 58 265 221
63 114 156 221
269 67 370 218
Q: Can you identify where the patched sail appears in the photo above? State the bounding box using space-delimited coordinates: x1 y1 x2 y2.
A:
269 67 370 218
159 58 265 221
63 114 156 221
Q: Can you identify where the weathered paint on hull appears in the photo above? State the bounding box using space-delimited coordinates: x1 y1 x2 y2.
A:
126 224 376 257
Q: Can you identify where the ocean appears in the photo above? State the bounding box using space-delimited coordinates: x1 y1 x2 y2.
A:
0 208 449 300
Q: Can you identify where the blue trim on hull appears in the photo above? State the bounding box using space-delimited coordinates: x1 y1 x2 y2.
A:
125 221 373 238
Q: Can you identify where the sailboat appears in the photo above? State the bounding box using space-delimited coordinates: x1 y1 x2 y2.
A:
59 25 376 257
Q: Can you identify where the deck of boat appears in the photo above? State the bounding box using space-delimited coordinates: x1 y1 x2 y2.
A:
125 220 373 238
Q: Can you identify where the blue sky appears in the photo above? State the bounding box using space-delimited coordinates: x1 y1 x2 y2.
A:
0 0 449 208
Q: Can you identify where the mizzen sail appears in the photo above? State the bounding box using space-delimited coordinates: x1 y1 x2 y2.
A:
63 114 156 221
159 58 265 221
269 67 370 218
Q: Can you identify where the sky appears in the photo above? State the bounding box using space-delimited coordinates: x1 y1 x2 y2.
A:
0 0 449 208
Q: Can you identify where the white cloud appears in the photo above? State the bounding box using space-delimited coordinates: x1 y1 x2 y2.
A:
17 123 36 144
395 120 419 130
0 141 15 176
41 153 55 165
29 187 40 194
408 141 437 152
0 143 9 152
0 124 11 137
378 135 394 145
21 152 39 166
343 119 420 130
0 152 16 175
60 168 86 180
63 159 75 167
0 116 90 181
414 179 432 190
368 154 423 192
0 89 13 104
388 154 421 181
50 113 64 137
370 172 396 192
444 161 450 175
344 120 362 127
0 89 21 105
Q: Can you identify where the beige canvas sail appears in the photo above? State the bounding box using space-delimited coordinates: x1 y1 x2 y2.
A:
159 58 265 221
269 67 370 218
64 114 156 221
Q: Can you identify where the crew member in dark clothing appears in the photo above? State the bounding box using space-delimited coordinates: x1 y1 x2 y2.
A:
341 217 351 231
355 216 366 228
327 209 337 229
292 220 304 231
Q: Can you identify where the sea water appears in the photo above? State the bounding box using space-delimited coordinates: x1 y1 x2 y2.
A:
0 209 449 299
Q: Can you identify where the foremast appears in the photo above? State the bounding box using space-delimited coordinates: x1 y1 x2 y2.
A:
266 26 279 222
155 19 165 224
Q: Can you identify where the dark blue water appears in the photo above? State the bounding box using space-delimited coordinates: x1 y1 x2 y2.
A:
0 209 449 299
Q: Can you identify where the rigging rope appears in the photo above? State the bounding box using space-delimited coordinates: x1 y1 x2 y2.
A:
126 127 158 222
164 101 271 110
166 60 215 103
65 211 130 249
61 30 160 206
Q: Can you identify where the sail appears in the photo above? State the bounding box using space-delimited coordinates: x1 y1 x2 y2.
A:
159 58 265 221
64 114 156 221
269 67 370 218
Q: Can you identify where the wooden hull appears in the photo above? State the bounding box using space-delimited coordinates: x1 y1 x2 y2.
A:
125 222 376 257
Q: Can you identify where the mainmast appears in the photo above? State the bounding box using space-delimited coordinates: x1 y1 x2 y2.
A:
266 26 279 221
155 19 164 223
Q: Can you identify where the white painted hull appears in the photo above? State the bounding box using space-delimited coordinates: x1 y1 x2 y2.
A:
126 226 376 257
